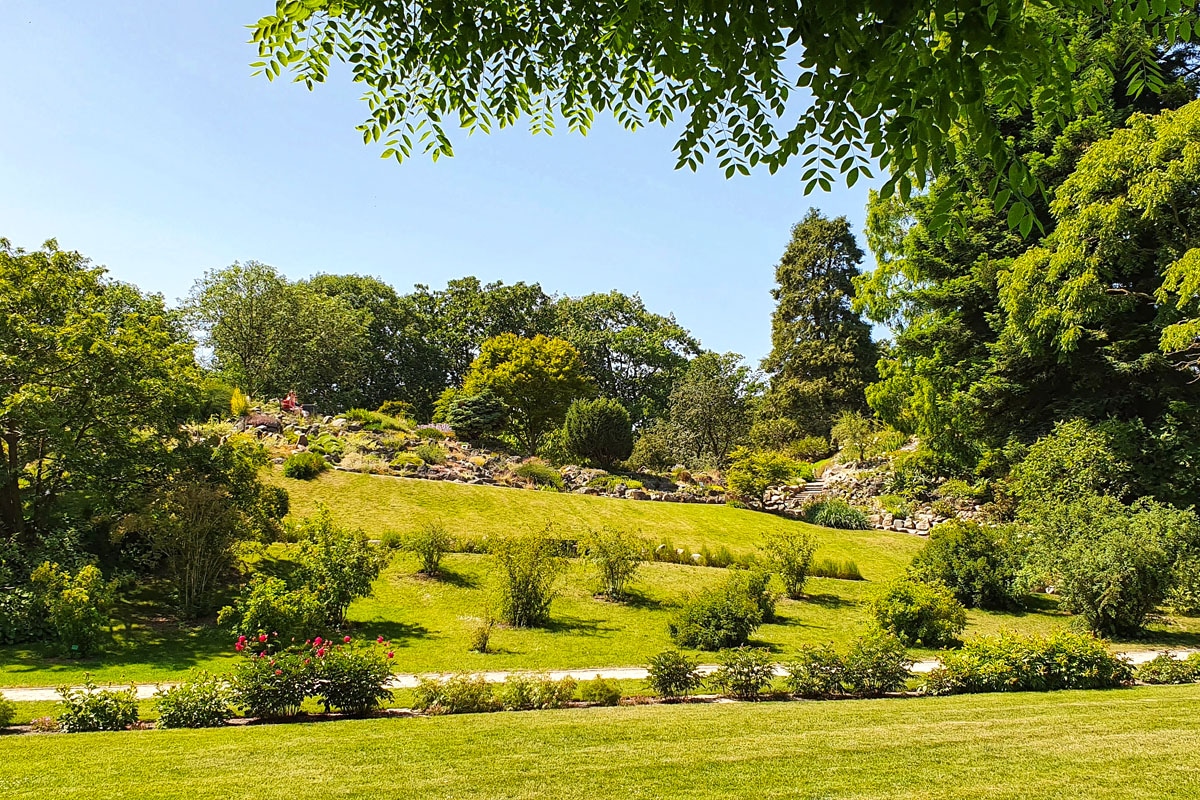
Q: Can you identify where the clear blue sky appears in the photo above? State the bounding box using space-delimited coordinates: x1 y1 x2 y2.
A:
0 1 877 366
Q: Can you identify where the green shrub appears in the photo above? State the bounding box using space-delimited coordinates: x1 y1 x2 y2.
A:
305 433 344 457
646 650 703 699
390 452 425 470
154 672 233 728
725 447 799 506
445 390 507 441
30 562 113 658
1135 653 1200 685
0 695 16 728
0 586 52 645
1168 554 1200 616
763 528 817 599
493 530 565 627
625 424 676 471
789 436 831 462
708 646 776 700
294 505 385 625
57 677 139 732
870 578 967 647
414 426 448 440
468 615 495 653
878 494 912 519
936 479 979 502
669 574 764 650
497 674 577 711
376 400 415 419
810 557 864 580
343 408 407 430
337 452 390 474
217 575 325 643
413 674 496 715
586 473 646 492
314 636 395 714
563 397 634 467
580 527 646 600
414 443 448 465
282 451 328 480
840 630 913 696
230 640 313 718
923 631 1133 695
803 499 871 530
784 644 845 698
579 676 622 706
405 521 453 576
909 520 1023 610
735 568 778 623
513 461 564 490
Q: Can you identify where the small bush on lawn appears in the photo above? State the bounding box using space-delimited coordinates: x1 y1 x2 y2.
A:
841 630 913 696
413 674 497 715
646 650 704 699
803 499 871 530
763 528 817 599
1135 653 1200 685
57 677 139 732
217 575 325 643
708 647 776 700
909 520 1023 610
513 461 564 490
282 451 327 480
580 527 646 600
468 615 495 653
498 674 577 711
784 644 846 698
810 557 864 581
0 695 16 728
922 630 1133 695
314 637 395 714
579 676 622 706
414 443 447 465
154 672 233 729
736 567 778 623
493 529 565 627
405 521 453 576
294 505 385 626
669 573 764 650
870 577 967 647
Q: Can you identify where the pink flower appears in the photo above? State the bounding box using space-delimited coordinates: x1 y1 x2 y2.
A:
317 648 326 657
313 637 323 647
234 643 244 652
305 639 311 645
377 636 385 643
304 658 311 665
259 651 267 659
386 652 394 659
343 635 351 643
258 633 268 643
237 635 247 643
274 669 282 676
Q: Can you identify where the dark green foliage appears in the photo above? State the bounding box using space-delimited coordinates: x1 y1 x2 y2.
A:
669 573 764 650
562 397 634 467
1135 653 1200 685
414 426 448 440
803 499 871 530
784 644 846 698
667 352 757 468
229 642 313 718
708 647 776 700
625 423 678 471
923 631 1133 695
1009 420 1132 511
414 443 447 465
909 520 1023 610
579 676 622 706
283 451 328 480
413 674 497 715
154 672 234 728
314 639 395 714
734 568 778 624
445 390 507 441
492 531 565 627
645 650 703 699
784 631 912 698
512 461 564 490
869 578 967 647
56 677 139 732
0 586 51 645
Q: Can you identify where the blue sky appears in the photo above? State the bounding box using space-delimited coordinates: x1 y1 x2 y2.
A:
0 1 877 366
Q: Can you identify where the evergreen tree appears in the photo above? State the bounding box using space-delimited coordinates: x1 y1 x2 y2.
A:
759 210 877 439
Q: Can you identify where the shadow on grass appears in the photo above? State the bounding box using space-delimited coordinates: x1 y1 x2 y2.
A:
800 593 857 610
540 616 612 636
613 590 666 611
360 621 431 649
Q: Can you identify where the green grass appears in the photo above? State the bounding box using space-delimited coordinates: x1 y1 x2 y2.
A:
3 686 1200 798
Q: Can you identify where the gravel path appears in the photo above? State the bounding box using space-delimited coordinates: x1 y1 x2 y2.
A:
2 648 1193 703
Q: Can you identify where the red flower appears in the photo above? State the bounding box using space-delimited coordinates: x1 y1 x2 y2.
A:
234 643 244 652
386 652 394 659
258 633 268 643
304 658 311 665
317 647 326 657
237 635 247 643
314 636 323 647
343 635 351 643
305 639 311 645
275 669 282 676
259 651 267 658
377 636 385 643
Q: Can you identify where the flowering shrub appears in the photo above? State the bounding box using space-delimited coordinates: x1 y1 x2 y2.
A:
784 644 846 698
497 673 577 711
314 636 395 714
154 672 233 728
56 676 139 732
413 674 497 715
708 647 776 700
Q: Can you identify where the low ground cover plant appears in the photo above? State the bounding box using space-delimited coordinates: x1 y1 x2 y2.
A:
513 461 564 490
282 451 328 479
57 677 140 732
414 443 447 465
154 672 234 729
870 577 967 647
708 647 776 699
922 630 1132 695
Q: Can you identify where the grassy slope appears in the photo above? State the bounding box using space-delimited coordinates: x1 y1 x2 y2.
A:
3 686 1200 799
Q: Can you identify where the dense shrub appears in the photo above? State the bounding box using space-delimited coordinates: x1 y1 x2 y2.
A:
669 574 763 650
909 520 1023 610
218 575 326 643
784 644 846 698
1135 653 1200 685
414 426 448 440
809 557 863 581
763 528 817 599
30 562 113 658
0 695 16 728
445 390 507 441
0 586 51 645
580 527 646 600
513 461 564 490
405 521 453 576
1167 554 1200 616
376 400 415 419
413 674 497 715
625 424 677 471
497 674 577 711
735 568 778 623
562 397 634 467
803 499 871 530
414 443 447 465
922 631 1133 695
282 451 327 480
313 637 395 714
230 387 251 417
646 650 704 699
493 531 565 627
789 436 831 462
725 447 801 506
869 578 967 647
57 677 139 732
154 672 234 728
579 676 622 706
840 630 913 696
294 505 385 625
1009 419 1131 510
708 647 776 699
391 452 425 470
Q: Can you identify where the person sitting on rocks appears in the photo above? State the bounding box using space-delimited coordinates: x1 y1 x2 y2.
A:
281 391 307 417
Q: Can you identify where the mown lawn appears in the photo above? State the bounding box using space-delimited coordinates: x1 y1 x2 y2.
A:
3 686 1200 799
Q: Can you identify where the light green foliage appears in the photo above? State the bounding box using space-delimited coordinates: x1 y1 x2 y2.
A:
463 333 592 454
405 521 453 576
0 695 14 727
230 387 251 418
390 452 425 470
30 562 114 657
413 673 497 715
497 674 577 711
725 447 800 507
763 527 818 599
377 400 415 419
803 499 871 530
413 443 447 465
785 631 911 698
1168 554 1200 616
909 520 1023 610
512 461 564 490
563 397 634 467
154 672 234 729
709 646 776 699
579 675 623 706
646 650 703 698
294 505 385 625
342 408 408 431
282 451 328 480
217 575 326 642
760 210 877 439
56 677 139 732
810 557 863 581
923 630 1133 695
870 577 967 647
830 411 874 463
1008 419 1131 512
667 352 758 468
580 527 646 600
1136 653 1200 685
492 530 566 628
625 423 677 471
